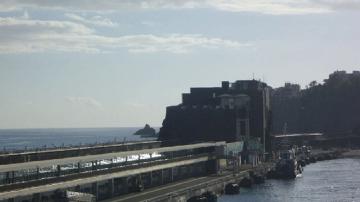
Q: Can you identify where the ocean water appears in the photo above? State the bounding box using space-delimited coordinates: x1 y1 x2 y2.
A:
220 158 360 202
0 127 157 152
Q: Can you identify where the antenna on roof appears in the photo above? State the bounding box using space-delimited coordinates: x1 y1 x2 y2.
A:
252 73 255 80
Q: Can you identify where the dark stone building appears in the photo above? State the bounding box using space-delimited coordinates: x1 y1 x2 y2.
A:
158 80 272 152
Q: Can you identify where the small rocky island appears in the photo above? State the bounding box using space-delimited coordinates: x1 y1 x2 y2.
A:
134 124 157 137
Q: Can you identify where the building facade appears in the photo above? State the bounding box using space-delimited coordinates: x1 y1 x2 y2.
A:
158 80 272 153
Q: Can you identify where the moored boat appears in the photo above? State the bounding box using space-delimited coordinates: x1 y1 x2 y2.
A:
274 148 301 179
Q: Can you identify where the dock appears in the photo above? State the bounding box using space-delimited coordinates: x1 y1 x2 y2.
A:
0 141 273 202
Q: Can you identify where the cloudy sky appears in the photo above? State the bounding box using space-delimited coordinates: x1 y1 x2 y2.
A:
0 0 359 129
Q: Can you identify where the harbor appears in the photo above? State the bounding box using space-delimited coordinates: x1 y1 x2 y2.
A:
1 0 360 201
0 135 352 202
219 158 360 202
0 139 275 202
0 79 359 202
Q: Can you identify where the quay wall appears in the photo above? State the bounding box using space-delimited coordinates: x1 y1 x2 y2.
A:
143 163 273 202
149 173 246 202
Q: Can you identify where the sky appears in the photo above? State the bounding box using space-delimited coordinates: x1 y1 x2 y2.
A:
0 0 359 129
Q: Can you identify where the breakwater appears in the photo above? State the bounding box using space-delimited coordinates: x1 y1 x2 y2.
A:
309 149 343 163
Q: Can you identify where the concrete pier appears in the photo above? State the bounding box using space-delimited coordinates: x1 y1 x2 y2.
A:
104 163 273 202
0 142 226 202
0 141 276 202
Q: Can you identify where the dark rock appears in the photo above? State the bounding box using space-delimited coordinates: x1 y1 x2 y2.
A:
134 124 156 137
309 156 317 163
239 178 252 188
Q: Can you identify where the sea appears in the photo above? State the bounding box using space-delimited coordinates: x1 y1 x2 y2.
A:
219 158 360 202
0 127 157 152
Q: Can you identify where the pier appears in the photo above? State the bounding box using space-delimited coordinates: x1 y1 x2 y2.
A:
0 141 273 202
106 163 272 202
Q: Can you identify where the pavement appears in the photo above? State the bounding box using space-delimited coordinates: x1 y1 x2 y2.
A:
0 157 210 200
105 171 249 202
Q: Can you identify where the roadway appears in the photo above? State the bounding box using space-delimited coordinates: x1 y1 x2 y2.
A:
0 156 211 200
105 171 249 202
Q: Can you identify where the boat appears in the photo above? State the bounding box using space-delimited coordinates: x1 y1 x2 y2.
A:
225 183 240 194
274 148 301 179
296 146 312 167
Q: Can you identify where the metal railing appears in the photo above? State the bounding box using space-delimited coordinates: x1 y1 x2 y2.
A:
0 152 213 192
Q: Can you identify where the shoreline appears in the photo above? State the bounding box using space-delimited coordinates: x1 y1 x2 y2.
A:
340 149 360 159
310 148 360 162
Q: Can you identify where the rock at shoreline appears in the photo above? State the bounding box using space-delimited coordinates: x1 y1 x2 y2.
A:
134 124 157 137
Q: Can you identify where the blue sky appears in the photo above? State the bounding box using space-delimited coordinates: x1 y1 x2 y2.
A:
0 0 359 129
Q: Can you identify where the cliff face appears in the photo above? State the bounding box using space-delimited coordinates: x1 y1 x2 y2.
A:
271 94 302 134
158 80 272 152
158 106 238 145
271 71 360 136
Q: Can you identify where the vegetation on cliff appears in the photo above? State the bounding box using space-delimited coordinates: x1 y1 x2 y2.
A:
272 71 360 136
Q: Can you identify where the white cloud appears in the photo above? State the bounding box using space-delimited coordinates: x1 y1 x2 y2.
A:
65 13 117 27
314 0 360 10
66 97 103 108
0 16 247 54
0 1 19 12
1 0 360 15
0 16 95 53
118 34 249 54
206 0 330 15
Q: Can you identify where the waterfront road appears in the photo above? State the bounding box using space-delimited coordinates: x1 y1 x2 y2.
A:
105 170 250 202
0 157 210 200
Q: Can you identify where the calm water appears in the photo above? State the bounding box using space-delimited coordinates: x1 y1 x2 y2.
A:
0 127 157 151
220 158 360 202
